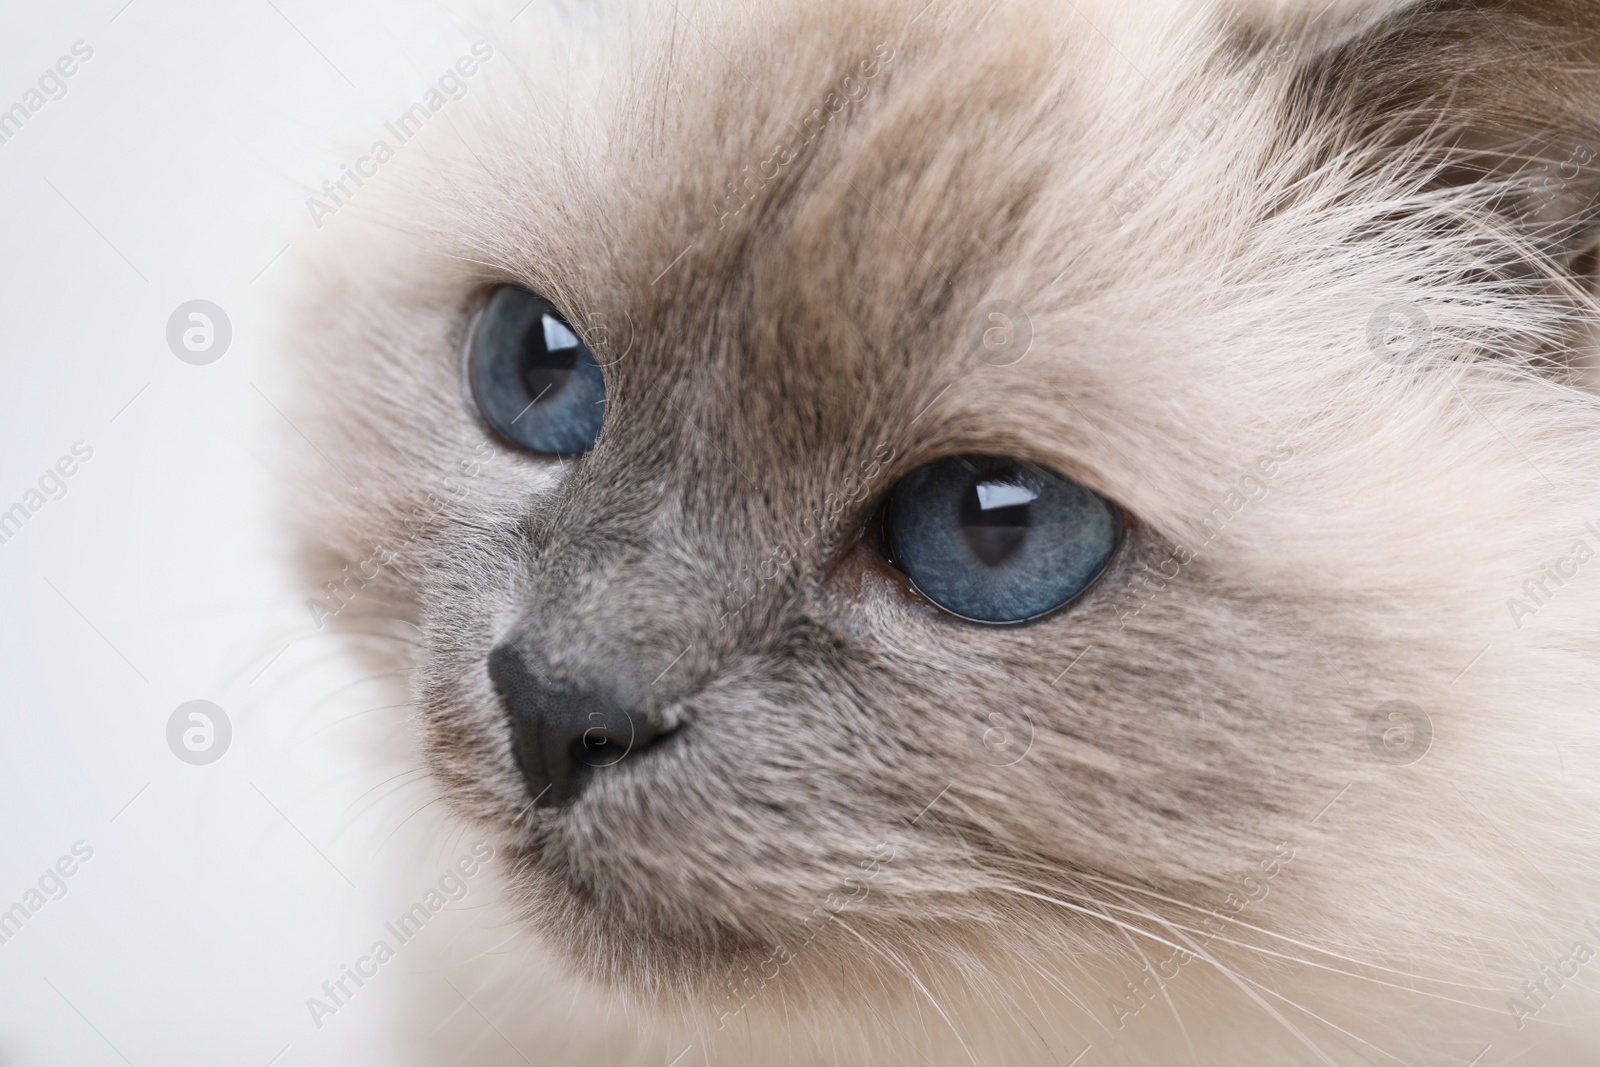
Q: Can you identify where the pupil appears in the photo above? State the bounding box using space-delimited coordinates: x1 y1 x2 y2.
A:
519 312 583 403
960 475 1036 566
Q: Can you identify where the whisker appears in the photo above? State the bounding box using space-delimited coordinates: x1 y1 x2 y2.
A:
832 919 981 1067
373 794 448 857
310 700 418 737
1018 956 1114 1036
1023 877 1503 1012
1068 869 1507 991
1088 880 1427 1065
1104 902 1201 1067
339 766 431 824
995 884 1342 1067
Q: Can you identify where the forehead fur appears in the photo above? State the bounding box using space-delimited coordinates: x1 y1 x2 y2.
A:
295 0 1600 1061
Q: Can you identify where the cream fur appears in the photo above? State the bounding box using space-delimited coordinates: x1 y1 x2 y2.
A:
295 0 1600 1062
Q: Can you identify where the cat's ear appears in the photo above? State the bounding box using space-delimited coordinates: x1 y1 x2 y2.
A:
1286 0 1600 280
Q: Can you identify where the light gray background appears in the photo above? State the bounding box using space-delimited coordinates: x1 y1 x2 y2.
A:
0 2 563 1063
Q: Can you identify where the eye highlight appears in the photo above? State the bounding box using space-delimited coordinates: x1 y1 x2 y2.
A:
468 285 605 456
883 456 1120 624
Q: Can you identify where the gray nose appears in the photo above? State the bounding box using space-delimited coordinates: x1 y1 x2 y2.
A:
487 644 671 807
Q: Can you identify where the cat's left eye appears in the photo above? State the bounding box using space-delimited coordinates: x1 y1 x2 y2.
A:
467 284 606 455
882 455 1121 624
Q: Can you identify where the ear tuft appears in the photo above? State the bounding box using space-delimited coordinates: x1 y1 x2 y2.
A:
1286 0 1600 277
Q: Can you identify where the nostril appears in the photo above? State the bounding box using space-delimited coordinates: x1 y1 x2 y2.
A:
573 732 630 770
571 722 678 770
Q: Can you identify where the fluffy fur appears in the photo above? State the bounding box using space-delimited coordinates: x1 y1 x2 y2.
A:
296 0 1600 1062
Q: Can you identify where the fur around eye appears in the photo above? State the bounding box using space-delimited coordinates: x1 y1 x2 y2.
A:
883 456 1120 623
468 284 605 455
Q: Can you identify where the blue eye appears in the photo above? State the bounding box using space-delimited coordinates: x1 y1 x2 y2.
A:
884 456 1121 624
468 285 605 455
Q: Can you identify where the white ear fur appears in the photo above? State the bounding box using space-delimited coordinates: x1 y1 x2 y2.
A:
1284 0 1600 276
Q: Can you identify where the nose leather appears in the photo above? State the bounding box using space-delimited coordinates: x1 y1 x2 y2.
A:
488 644 667 806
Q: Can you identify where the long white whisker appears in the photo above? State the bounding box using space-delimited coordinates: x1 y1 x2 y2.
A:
1069 868 1504 990
996 885 1342 1067
832 918 981 1067
1024 877 1502 1012
1018 956 1115 1037
1090 880 1419 1065
1103 897 1202 1067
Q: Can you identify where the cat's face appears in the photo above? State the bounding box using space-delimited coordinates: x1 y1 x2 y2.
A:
300 0 1600 1044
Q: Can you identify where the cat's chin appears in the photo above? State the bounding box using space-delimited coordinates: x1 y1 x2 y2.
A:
489 822 1125 1028
495 852 1006 1030
495 840 827 1011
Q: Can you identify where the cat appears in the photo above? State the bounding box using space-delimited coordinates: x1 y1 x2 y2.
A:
295 0 1600 1062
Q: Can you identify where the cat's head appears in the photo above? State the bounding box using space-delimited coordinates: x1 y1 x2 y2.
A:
298 0 1600 1048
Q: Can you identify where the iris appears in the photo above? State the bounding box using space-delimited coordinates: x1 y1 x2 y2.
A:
885 456 1120 623
468 285 605 456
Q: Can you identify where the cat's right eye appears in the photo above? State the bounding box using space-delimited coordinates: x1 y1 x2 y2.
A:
467 284 606 455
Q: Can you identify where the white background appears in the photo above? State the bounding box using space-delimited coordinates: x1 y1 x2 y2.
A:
0 2 582 1064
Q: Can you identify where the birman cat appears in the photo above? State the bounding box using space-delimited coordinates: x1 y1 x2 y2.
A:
296 0 1600 1062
